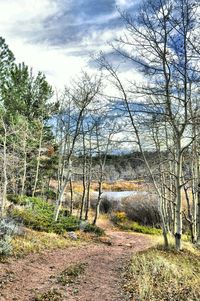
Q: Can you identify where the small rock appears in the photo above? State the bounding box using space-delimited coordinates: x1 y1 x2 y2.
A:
68 231 78 240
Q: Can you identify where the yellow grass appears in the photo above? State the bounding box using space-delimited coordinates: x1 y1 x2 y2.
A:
123 240 200 301
68 180 146 193
50 179 147 194
11 229 83 257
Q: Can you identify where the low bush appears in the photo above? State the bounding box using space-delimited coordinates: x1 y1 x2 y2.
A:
90 194 122 213
0 235 12 256
122 194 161 227
7 194 28 206
0 218 24 256
11 208 80 234
111 211 127 224
100 197 122 213
9 196 79 234
111 212 161 235
44 189 57 200
0 218 23 236
122 221 162 235
83 223 105 236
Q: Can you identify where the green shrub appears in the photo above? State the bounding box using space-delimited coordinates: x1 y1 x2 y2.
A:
10 196 103 236
51 216 80 234
121 221 162 235
83 223 104 236
44 189 57 200
10 196 79 234
7 194 27 205
111 211 161 235
7 195 54 210
11 208 80 234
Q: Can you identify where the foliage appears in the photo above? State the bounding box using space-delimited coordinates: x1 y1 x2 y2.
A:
9 196 103 236
0 37 15 86
111 211 127 223
123 248 200 301
111 212 161 235
2 62 53 120
9 196 79 233
82 223 104 236
123 222 162 235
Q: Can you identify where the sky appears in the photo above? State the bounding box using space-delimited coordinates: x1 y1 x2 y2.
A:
0 0 140 89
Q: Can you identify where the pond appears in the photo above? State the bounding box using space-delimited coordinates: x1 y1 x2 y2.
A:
92 190 148 201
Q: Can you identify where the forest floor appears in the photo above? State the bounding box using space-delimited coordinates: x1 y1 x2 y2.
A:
0 220 153 301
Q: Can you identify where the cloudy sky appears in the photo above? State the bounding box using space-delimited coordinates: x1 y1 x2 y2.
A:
0 0 140 89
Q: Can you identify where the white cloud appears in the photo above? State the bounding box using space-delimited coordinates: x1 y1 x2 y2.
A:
0 0 139 90
0 0 58 34
0 0 88 87
115 0 136 8
7 38 88 88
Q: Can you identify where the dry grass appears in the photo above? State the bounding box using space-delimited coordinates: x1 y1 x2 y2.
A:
34 289 63 301
123 243 200 301
56 262 87 285
50 180 147 194
91 180 146 192
11 229 82 257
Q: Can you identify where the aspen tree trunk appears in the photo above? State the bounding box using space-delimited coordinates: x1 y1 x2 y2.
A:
85 179 91 221
93 179 103 225
80 128 87 220
85 131 93 221
196 129 200 243
80 171 86 220
184 186 195 243
169 161 176 234
54 164 72 222
1 121 8 217
92 126 112 226
21 134 27 196
32 123 44 197
175 142 183 250
191 159 197 242
69 178 74 215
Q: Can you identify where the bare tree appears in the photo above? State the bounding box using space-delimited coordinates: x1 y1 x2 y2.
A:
54 73 101 221
99 0 200 250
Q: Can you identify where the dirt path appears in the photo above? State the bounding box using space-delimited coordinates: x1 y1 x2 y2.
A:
0 230 152 301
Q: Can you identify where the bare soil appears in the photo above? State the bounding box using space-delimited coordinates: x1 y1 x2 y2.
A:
0 228 152 301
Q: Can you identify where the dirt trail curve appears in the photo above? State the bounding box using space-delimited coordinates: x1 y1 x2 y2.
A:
0 229 152 301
